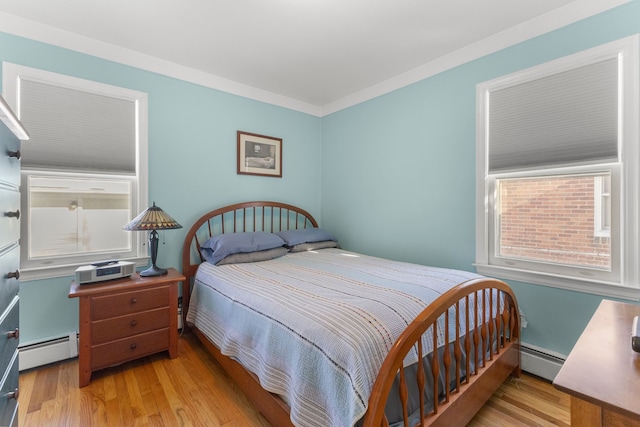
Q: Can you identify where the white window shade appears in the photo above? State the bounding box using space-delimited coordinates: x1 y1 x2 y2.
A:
488 58 618 173
19 79 136 174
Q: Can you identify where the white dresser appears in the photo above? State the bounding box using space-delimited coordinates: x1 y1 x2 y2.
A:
0 95 29 426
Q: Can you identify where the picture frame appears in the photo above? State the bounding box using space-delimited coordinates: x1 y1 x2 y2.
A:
237 131 283 177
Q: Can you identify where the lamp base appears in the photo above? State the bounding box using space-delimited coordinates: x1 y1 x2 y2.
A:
139 265 168 277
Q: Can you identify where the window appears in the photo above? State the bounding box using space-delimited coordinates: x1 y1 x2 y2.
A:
495 172 612 271
27 174 131 258
2 63 148 280
475 35 639 299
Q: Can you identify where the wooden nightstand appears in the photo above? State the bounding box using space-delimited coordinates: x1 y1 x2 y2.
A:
69 268 185 387
553 300 640 426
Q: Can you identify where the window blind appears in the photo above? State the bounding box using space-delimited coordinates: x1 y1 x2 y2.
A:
19 79 136 174
488 57 618 173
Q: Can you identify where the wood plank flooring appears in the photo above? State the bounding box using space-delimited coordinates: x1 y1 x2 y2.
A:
19 332 570 426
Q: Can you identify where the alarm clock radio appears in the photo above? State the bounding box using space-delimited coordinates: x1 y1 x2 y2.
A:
75 260 135 285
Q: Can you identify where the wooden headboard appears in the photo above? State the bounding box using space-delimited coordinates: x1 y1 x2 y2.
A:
181 201 318 315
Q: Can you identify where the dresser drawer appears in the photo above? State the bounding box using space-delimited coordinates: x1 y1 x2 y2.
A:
91 328 169 370
0 298 19 372
91 286 169 320
0 124 21 188
92 307 170 345
0 246 19 311
0 188 19 251
0 350 18 427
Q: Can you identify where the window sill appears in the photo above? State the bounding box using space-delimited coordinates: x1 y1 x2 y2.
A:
19 256 150 282
474 263 640 301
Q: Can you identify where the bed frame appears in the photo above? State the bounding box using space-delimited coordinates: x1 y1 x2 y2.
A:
181 201 520 427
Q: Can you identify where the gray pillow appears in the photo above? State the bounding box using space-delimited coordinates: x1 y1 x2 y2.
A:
217 247 289 265
288 240 338 253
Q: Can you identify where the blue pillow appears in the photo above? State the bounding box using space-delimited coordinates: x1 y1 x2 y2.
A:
200 232 285 265
275 228 337 247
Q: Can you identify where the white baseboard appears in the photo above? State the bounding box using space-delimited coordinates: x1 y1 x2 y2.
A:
520 342 566 381
19 332 78 371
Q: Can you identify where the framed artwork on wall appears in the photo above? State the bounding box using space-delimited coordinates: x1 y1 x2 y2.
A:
237 131 282 177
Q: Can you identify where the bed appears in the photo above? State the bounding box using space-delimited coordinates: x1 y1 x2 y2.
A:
181 201 520 427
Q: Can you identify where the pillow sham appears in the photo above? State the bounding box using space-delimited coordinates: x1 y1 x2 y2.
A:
275 228 337 247
216 247 288 265
287 240 338 253
200 232 285 265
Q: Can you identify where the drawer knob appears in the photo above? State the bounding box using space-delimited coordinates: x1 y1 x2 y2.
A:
131 298 137 304
6 328 18 340
7 150 21 160
6 270 19 280
130 343 137 350
130 320 138 327
5 210 19 219
7 388 18 400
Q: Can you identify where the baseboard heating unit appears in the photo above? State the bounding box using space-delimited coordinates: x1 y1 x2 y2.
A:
19 332 79 371
520 342 566 381
18 334 565 381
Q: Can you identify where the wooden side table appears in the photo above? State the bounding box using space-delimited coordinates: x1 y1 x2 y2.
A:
553 299 640 426
69 268 185 387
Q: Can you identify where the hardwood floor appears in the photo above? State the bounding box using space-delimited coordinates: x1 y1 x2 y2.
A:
19 333 569 426
467 372 570 427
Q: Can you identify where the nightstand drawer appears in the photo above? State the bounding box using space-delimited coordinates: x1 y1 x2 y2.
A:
92 307 170 345
91 328 169 370
92 286 169 320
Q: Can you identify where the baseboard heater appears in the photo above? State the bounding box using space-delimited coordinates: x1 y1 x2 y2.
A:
520 342 566 381
19 307 185 371
18 333 565 381
19 332 79 371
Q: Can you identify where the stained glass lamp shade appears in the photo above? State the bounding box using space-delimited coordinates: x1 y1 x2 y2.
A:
123 202 182 277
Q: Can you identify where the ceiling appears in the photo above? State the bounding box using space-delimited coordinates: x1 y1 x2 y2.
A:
0 1 628 115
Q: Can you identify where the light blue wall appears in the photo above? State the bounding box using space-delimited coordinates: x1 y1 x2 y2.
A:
0 31 322 345
3 2 640 355
321 1 640 356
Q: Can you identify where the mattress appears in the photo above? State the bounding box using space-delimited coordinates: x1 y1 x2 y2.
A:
186 248 490 427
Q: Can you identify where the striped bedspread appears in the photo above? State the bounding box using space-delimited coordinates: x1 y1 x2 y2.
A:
186 248 484 427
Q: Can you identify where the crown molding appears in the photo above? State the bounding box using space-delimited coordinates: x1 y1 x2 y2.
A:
0 0 629 117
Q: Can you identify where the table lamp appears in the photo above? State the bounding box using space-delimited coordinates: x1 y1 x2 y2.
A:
123 202 182 276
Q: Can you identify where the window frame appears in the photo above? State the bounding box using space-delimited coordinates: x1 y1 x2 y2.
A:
2 62 149 281
593 174 611 238
475 35 640 300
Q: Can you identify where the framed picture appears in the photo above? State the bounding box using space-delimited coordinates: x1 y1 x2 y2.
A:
237 131 282 177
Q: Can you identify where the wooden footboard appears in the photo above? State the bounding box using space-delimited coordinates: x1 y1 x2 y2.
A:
363 278 520 427
181 201 520 427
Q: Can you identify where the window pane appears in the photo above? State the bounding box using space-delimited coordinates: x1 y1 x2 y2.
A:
497 173 611 270
29 176 132 258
